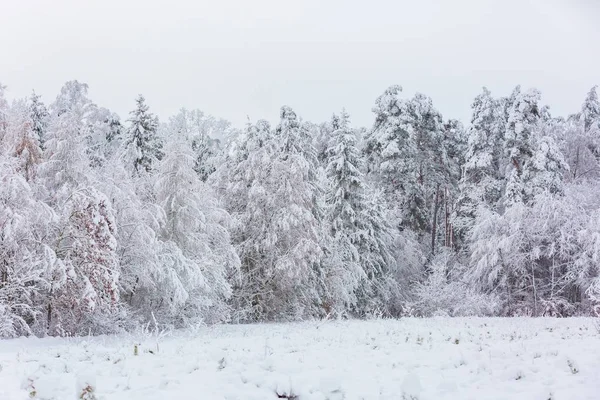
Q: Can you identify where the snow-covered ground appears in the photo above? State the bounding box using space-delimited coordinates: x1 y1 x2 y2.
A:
0 318 598 400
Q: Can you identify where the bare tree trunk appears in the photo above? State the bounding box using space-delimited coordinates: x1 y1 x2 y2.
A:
431 185 441 256
129 276 140 305
46 300 52 334
531 264 538 316
573 146 580 180
444 187 450 248
550 256 555 300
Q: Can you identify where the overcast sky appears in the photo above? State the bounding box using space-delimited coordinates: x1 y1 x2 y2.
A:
1 0 599 129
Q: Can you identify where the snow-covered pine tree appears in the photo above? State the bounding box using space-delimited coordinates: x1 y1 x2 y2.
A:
443 119 467 183
365 86 449 257
524 134 568 199
455 88 505 241
322 109 407 316
28 91 49 151
363 85 411 216
503 87 542 206
123 95 161 175
322 110 364 315
581 85 600 134
266 106 323 319
314 113 342 163
505 88 567 204
212 119 272 321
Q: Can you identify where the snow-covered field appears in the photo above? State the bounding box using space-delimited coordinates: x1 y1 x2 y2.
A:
0 318 598 400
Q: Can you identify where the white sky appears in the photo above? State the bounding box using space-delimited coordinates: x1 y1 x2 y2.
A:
1 0 599 129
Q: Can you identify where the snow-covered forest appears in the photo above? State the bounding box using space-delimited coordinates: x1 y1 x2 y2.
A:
1 80 600 338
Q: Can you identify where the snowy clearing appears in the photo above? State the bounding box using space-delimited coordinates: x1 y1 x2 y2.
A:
0 318 599 400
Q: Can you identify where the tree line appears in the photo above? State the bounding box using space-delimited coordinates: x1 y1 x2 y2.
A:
1 80 599 337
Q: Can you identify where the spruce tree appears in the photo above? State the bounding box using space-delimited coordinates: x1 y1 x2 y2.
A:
581 85 600 134
455 88 504 238
503 87 542 205
123 95 161 175
28 91 49 150
365 86 448 254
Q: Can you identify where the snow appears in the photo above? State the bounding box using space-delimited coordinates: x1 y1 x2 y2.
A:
1 318 598 400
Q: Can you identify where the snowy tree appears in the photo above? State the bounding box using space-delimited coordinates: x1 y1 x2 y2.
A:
363 85 412 204
260 106 323 318
314 114 343 163
218 108 323 321
440 119 467 248
164 108 228 181
153 121 239 325
51 80 92 117
85 107 123 168
524 134 567 199
2 75 600 335
556 87 600 182
0 156 55 337
41 83 94 197
503 87 542 205
325 111 363 237
469 184 600 316
365 86 449 257
212 119 271 321
123 95 161 175
413 249 499 317
46 188 120 335
322 110 365 314
581 85 600 134
443 119 467 182
0 83 8 143
353 187 411 316
95 159 161 327
38 81 122 335
455 88 505 241
323 110 406 316
28 91 49 150
3 100 43 182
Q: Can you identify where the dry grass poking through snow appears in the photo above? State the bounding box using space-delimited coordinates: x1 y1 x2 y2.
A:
0 318 599 399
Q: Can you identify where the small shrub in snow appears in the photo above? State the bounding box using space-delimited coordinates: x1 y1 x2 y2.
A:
79 384 97 400
401 394 419 400
515 371 524 380
275 390 298 399
413 250 499 317
567 359 579 374
540 297 576 317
